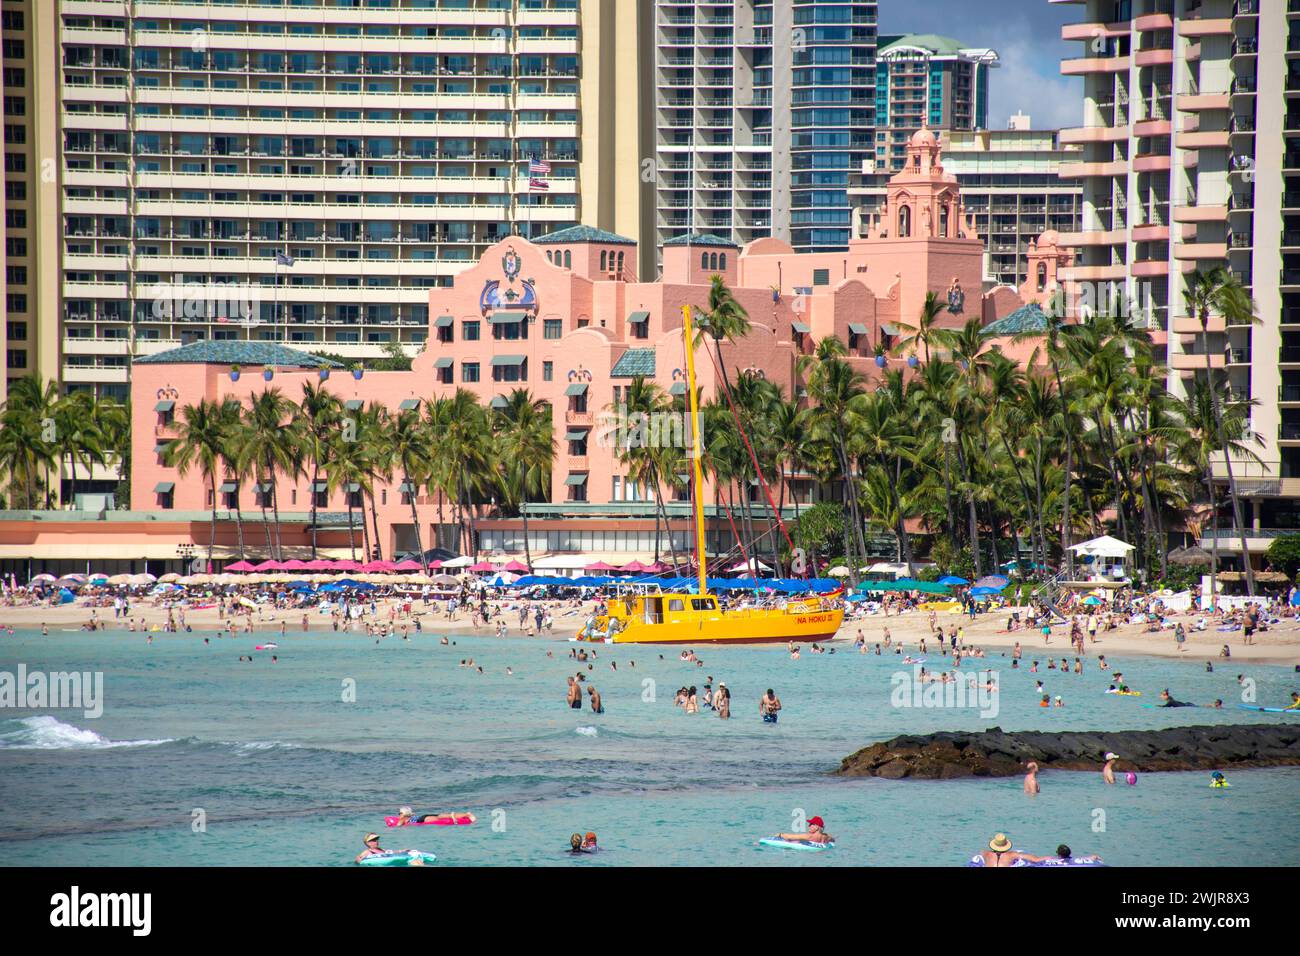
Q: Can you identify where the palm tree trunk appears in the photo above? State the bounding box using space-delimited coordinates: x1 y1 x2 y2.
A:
208 474 218 572
368 488 382 561
1207 472 1219 611
1201 321 1254 596
1051 356 1074 577
309 453 321 558
405 466 427 574
270 479 284 561
347 500 357 560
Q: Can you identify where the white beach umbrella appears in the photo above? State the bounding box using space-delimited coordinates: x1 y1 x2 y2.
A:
827 566 851 577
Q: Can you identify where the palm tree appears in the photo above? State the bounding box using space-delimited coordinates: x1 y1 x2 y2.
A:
51 392 106 509
389 404 432 572
298 381 342 558
244 388 299 560
493 388 555 570
1170 379 1262 608
325 431 369 560
6 376 61 508
0 397 51 508
358 403 394 560
217 398 254 562
694 274 752 397
426 390 493 558
1185 267 1258 596
162 399 227 570
892 290 948 364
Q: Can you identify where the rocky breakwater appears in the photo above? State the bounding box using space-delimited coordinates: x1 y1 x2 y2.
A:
836 725 1300 779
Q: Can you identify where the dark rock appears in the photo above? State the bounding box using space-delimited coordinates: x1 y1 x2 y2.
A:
836 724 1300 778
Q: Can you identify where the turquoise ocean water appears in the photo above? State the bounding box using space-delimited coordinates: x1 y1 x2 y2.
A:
0 629 1296 866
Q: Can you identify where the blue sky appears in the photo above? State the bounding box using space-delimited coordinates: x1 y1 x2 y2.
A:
878 0 1084 131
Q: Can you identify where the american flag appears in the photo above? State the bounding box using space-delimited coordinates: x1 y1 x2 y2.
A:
529 158 551 175
528 177 549 192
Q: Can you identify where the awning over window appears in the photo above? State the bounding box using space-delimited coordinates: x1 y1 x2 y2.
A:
791 322 811 334
434 314 454 328
432 357 453 369
670 382 687 396
564 382 588 396
154 441 169 453
398 480 415 493
628 310 650 324
346 482 361 493
847 322 869 335
217 481 238 493
154 400 175 412
398 398 420 410
489 311 526 324
344 399 363 410
564 429 589 441
490 396 508 409
154 481 174 493
312 481 328 492
491 355 526 366
880 323 900 336
564 473 589 486
255 482 273 493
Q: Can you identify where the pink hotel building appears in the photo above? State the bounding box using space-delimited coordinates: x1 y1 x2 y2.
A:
109 132 1071 566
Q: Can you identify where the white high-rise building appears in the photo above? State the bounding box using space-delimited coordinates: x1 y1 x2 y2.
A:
55 0 601 403
1054 0 1299 569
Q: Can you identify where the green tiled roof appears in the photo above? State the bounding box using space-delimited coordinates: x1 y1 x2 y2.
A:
134 341 341 368
983 302 1048 337
879 34 968 57
662 232 737 248
611 348 656 378
536 224 636 246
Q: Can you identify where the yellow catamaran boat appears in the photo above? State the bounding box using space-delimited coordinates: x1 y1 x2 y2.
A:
578 306 845 645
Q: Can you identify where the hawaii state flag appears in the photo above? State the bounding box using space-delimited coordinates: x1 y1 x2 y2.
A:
528 177 549 192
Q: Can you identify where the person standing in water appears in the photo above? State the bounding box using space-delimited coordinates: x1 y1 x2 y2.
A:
1102 752 1118 784
1024 761 1040 795
760 688 781 723
587 685 603 714
566 676 582 709
716 682 731 719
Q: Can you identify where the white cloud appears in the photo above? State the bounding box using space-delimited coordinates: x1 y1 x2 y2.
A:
987 31 1084 131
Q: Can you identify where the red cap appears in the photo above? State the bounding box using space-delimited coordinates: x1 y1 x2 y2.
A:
808 816 825 828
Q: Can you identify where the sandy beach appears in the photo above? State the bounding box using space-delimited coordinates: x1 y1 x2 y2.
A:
5 594 1299 665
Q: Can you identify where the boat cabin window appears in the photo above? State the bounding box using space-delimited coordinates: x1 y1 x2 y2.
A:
690 598 717 611
668 599 684 612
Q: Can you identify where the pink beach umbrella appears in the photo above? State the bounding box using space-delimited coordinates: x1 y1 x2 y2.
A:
225 561 256 573
620 560 650 573
468 561 495 573
393 559 422 572
304 559 334 572
359 560 392 573
645 561 673 573
282 559 310 571
502 560 530 573
584 561 617 573
252 560 281 572
330 559 362 572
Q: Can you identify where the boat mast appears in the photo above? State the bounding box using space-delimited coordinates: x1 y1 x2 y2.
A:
682 305 708 596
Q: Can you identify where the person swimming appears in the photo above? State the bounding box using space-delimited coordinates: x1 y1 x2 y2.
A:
774 815 833 846
1158 688 1196 708
1210 771 1231 789
978 833 1049 868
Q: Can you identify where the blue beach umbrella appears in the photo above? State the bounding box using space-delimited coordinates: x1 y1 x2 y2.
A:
938 575 968 586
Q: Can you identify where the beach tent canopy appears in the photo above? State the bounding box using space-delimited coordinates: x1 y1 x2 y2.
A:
1068 534 1134 557
969 585 1003 596
866 562 909 578
441 556 474 568
827 566 851 577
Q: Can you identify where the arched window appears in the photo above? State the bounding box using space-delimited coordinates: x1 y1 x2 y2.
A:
563 250 571 268
546 250 553 263
709 252 718 270
939 205 949 238
616 252 624 273
701 252 708 269
1037 262 1048 292
600 250 607 271
719 253 726 270
898 205 911 238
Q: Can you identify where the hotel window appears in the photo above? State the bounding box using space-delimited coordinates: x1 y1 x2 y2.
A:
563 250 571 268
492 358 527 383
436 315 454 343
543 361 553 382
617 252 625 273
543 319 562 339
462 362 480 383
600 250 608 271
436 360 453 385
463 320 480 341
